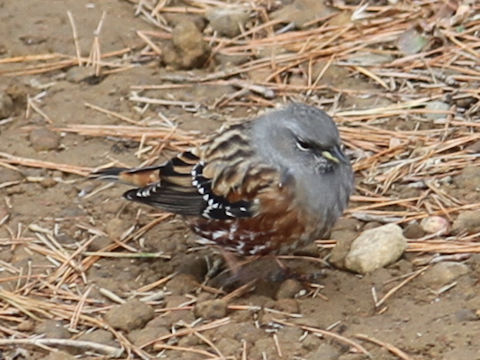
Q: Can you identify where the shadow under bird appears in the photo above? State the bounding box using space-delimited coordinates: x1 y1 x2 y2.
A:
91 103 354 257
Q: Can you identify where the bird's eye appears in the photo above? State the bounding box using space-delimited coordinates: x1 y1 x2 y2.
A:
296 139 312 151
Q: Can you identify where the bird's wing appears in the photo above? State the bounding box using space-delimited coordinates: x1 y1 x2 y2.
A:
92 123 281 219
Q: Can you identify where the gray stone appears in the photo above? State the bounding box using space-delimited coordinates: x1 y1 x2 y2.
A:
454 166 480 191
29 127 61 151
206 7 249 38
65 66 96 83
421 261 469 287
397 29 427 55
329 235 355 270
276 278 303 299
425 101 450 120
271 0 336 28
452 210 480 234
345 224 407 274
163 20 210 70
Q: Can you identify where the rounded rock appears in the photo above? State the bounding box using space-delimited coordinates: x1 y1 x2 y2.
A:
421 261 469 287
29 127 61 151
452 210 480 234
345 223 407 274
206 7 249 38
420 216 449 234
276 278 303 299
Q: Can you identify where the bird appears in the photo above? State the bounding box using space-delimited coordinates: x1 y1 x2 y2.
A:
91 103 354 257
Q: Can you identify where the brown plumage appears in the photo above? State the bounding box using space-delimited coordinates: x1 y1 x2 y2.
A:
91 103 354 256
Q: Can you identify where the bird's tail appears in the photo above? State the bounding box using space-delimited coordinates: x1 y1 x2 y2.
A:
90 166 163 187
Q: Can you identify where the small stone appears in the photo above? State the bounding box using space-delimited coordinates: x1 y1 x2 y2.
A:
454 309 479 322
345 224 407 274
163 20 210 70
40 177 58 188
0 92 14 119
454 166 480 191
331 218 363 232
329 235 355 269
276 278 303 299
421 261 469 287
451 210 480 234
420 216 449 234
455 96 476 108
425 101 450 120
194 299 227 319
65 66 97 83
271 0 336 28
163 13 207 31
306 343 340 360
34 320 70 339
397 29 427 55
29 127 61 151
104 299 154 332
274 298 300 314
403 223 425 239
331 229 358 243
206 7 249 38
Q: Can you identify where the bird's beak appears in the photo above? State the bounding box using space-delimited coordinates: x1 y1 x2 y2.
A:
322 146 348 164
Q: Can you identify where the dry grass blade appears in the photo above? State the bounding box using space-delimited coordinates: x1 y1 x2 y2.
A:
274 319 371 357
0 152 92 176
355 334 413 360
0 338 123 357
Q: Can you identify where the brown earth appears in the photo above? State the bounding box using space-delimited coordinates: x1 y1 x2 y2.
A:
0 1 479 360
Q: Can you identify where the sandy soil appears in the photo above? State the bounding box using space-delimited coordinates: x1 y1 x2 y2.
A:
0 1 479 359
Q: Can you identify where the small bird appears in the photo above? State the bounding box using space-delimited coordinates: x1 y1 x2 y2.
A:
91 103 353 257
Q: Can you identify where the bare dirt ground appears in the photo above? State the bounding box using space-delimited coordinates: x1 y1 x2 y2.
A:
0 1 480 359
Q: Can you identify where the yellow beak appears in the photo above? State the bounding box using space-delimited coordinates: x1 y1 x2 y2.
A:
322 150 340 163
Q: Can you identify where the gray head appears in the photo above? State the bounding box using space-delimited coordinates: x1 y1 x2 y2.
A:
252 103 348 173
251 103 353 221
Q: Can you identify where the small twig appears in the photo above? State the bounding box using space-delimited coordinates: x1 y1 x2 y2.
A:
274 319 371 357
355 333 413 360
374 266 428 308
67 11 82 66
0 338 123 357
